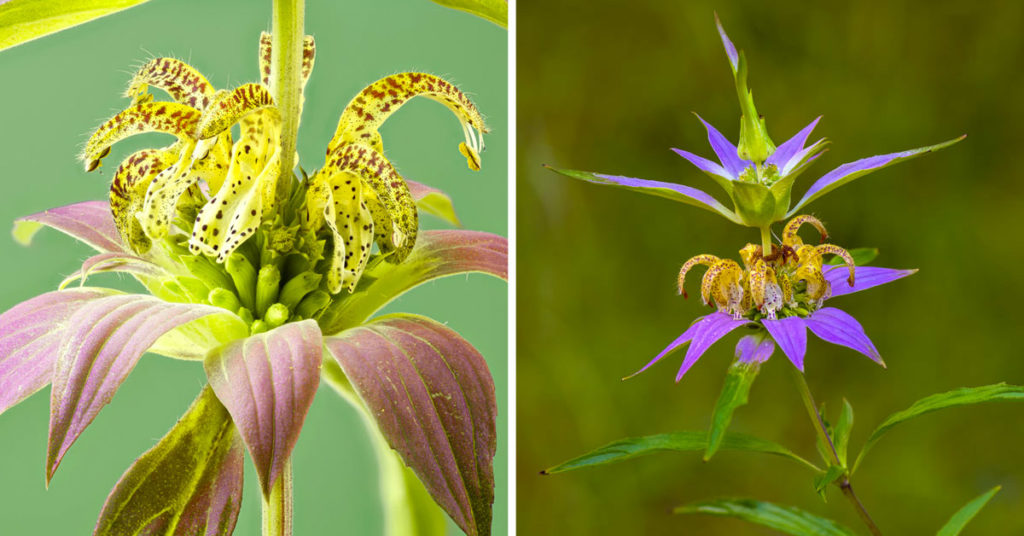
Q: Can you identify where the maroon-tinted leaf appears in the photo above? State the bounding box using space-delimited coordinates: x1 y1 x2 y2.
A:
324 314 497 536
407 179 461 227
319 230 507 333
0 288 116 417
204 320 323 497
14 201 124 253
94 385 244 536
48 295 230 482
61 252 166 288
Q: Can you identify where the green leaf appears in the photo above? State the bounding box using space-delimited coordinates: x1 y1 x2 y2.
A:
825 247 878 266
769 172 798 222
408 179 462 227
674 498 857 536
705 361 760 461
853 384 1024 473
94 385 244 536
813 465 845 500
542 431 820 475
0 0 151 52
544 165 741 224
936 486 1001 536
731 181 775 227
832 399 854 468
429 0 507 28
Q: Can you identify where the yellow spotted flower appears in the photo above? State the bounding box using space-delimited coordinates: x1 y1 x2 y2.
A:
82 33 487 296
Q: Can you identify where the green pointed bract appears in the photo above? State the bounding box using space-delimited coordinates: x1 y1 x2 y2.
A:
728 43 774 163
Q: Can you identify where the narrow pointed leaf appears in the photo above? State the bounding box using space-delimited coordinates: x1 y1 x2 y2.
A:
0 288 117 417
543 431 820 475
14 201 125 253
94 385 244 536
789 136 965 215
853 384 1024 473
408 179 462 227
204 320 323 497
705 361 760 461
48 295 232 481
833 399 854 468
319 230 507 333
324 314 497 536
545 165 740 223
675 498 857 536
429 0 507 28
936 486 1001 536
0 0 150 52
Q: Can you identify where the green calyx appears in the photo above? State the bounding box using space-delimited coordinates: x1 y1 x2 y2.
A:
733 51 775 164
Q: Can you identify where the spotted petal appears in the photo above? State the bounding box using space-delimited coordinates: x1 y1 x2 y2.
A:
804 307 883 365
327 72 488 171
82 102 202 172
545 166 740 223
824 265 917 298
325 142 419 263
124 57 216 110
762 316 808 371
789 136 966 215
109 148 178 252
190 91 281 262
304 167 376 294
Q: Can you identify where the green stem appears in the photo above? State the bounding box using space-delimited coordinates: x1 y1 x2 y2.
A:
259 2 303 534
323 361 447 536
759 225 772 253
270 0 305 204
789 366 882 536
262 459 293 536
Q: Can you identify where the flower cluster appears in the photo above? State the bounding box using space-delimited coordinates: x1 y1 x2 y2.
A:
0 30 505 536
631 215 915 381
550 18 958 383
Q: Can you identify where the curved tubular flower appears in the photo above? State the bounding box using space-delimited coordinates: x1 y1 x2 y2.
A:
1 27 504 536
638 216 916 381
547 16 963 229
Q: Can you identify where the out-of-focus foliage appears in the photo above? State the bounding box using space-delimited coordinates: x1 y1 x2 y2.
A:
517 1 1024 534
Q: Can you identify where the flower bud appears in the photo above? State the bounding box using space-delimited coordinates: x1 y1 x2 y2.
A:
255 265 281 317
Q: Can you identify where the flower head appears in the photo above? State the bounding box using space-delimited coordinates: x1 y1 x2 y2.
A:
629 215 915 381
547 15 963 229
2 29 504 536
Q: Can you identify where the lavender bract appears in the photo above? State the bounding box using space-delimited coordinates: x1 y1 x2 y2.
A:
548 17 963 230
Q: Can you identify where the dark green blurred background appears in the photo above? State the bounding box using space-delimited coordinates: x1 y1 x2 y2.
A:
0 0 506 534
518 1 1023 534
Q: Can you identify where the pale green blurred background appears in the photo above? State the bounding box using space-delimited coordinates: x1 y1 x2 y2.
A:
518 1 1023 534
0 0 506 534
